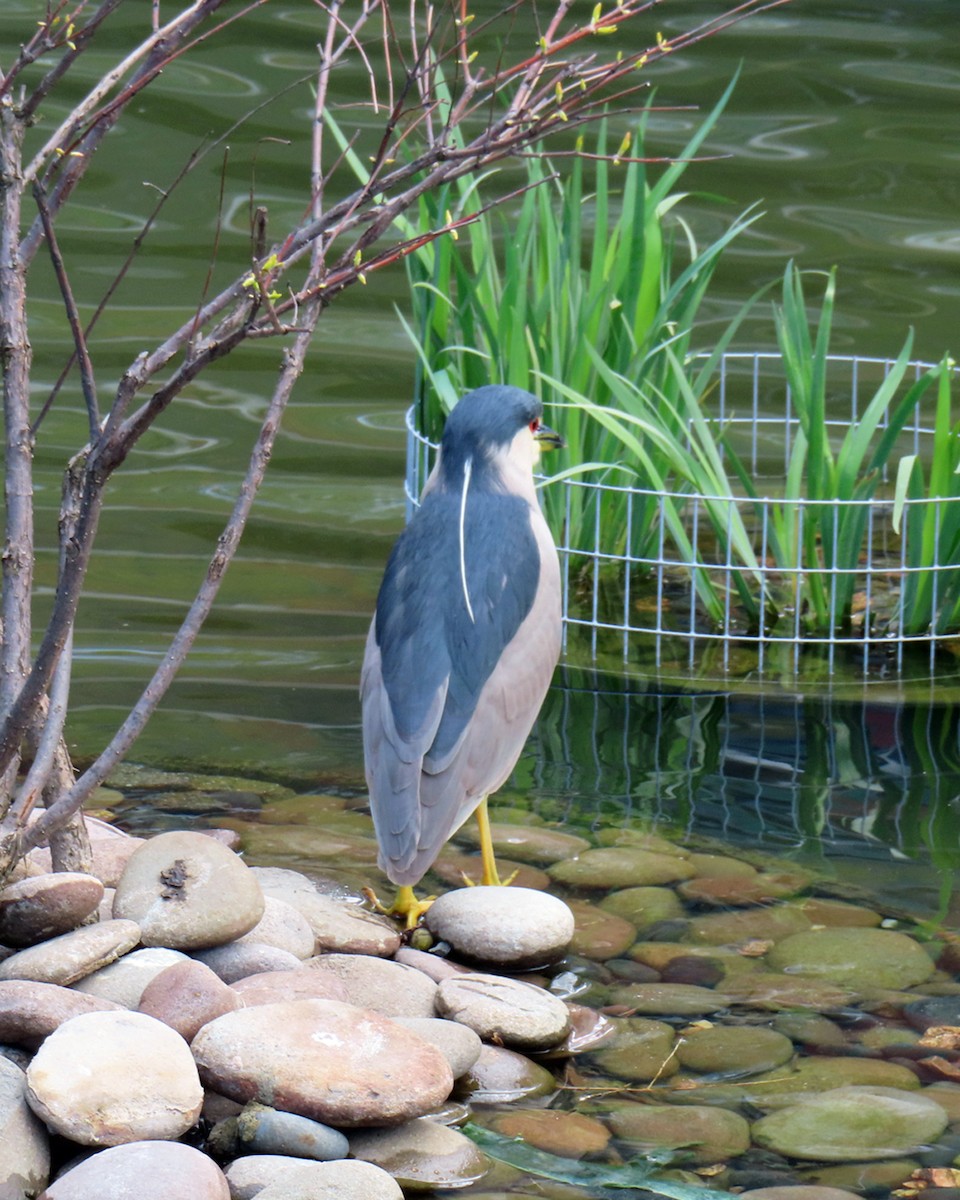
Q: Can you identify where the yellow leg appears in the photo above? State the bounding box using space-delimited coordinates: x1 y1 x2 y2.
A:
476 797 502 886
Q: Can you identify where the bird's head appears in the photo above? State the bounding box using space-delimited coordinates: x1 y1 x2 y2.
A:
440 385 564 481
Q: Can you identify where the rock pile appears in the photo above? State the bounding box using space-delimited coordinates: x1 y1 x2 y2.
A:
3 801 960 1200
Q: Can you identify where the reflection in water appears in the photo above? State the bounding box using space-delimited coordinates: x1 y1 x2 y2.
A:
529 674 960 919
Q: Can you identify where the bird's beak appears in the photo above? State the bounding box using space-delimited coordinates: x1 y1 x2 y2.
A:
534 423 565 452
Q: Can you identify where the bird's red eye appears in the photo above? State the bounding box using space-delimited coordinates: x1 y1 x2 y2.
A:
529 418 541 433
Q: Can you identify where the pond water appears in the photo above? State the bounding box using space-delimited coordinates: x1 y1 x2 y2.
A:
7 0 960 1190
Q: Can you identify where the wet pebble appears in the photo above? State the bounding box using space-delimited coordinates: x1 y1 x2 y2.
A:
26 1009 203 1145
712 1056 922 1109
305 952 438 1017
606 982 733 1016
225 1155 403 1200
0 980 123 1048
40 1140 229 1199
589 1017 678 1082
791 897 883 928
435 971 572 1050
191 998 453 1126
0 1056 49 1199
629 941 754 978
391 1016 483 1077
0 872 104 946
684 852 758 878
548 846 697 889
72 946 188 1006
488 1108 611 1157
766 928 936 991
455 820 591 864
456 1044 557 1103
751 1084 949 1161
567 899 636 960
606 1100 751 1165
423 886 575 968
599 885 685 928
0 919 141 986
137 958 241 1040
678 872 808 907
904 994 960 1032
687 905 812 946
739 1189 864 1200
349 1117 490 1191
718 971 858 1012
676 1023 796 1075
112 830 264 949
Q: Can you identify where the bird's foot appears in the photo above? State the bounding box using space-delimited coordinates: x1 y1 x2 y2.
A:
362 884 434 930
459 865 519 888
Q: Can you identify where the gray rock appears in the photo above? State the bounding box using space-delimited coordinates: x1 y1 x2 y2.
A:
0 1056 49 1199
208 1102 349 1161
435 972 571 1049
391 1016 483 1077
423 886 574 968
349 1118 490 1191
72 947 189 1007
0 980 124 1048
0 920 142 986
305 953 438 1017
193 942 302 983
112 830 264 950
40 1140 229 1199
224 1156 402 1200
251 869 400 957
191 998 453 1127
0 872 104 947
138 958 242 1042
233 896 315 958
26 1009 203 1146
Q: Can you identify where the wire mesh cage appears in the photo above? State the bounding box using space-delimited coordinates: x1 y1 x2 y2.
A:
405 352 960 678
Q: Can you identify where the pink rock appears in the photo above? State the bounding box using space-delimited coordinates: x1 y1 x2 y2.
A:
230 968 348 1006
0 980 124 1048
191 998 453 1127
139 959 241 1041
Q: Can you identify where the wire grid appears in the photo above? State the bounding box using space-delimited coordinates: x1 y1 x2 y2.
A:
405 352 960 677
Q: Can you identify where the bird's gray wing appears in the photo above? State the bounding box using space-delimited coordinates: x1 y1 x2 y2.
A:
362 487 540 883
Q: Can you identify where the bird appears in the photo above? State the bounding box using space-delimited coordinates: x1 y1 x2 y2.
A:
361 384 564 924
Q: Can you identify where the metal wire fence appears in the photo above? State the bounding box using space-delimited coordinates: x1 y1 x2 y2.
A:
405 353 960 677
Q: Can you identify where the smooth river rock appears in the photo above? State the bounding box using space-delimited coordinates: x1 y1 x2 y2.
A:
423 886 575 968
751 1085 949 1161
391 1016 483 1078
676 1023 796 1076
0 919 142 986
251 869 400 957
207 1102 349 1161
606 1101 751 1165
0 872 104 946
26 1009 203 1145
304 952 438 1017
548 846 697 889
456 1044 557 1103
39 1140 229 1200
349 1118 490 1191
72 946 189 1007
0 1055 49 1199
138 958 242 1040
0 979 123 1047
765 927 936 991
435 972 571 1050
112 830 265 949
224 1155 402 1200
191 998 453 1126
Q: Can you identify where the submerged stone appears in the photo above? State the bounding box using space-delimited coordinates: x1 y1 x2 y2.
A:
766 928 935 991
548 847 696 889
349 1118 490 1191
606 1101 751 1165
751 1085 948 1161
676 1024 795 1077
589 1017 678 1083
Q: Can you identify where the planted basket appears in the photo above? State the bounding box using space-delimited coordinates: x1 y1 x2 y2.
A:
406 352 960 677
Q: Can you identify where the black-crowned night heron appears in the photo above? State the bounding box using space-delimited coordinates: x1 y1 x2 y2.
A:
361 385 563 922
